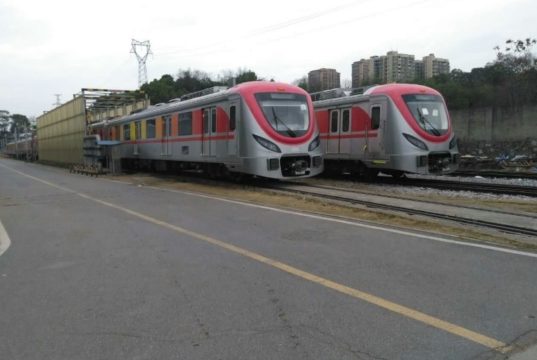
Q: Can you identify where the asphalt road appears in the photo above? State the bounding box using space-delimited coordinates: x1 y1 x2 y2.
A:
1 158 536 360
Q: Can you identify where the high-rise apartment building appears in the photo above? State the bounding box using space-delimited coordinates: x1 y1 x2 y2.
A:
414 60 424 81
384 51 416 83
308 68 341 92
351 51 450 86
422 53 450 78
351 60 369 88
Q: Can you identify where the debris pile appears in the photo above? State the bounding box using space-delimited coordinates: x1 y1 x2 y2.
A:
458 138 537 172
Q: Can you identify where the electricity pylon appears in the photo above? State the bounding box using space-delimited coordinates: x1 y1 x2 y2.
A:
131 39 152 88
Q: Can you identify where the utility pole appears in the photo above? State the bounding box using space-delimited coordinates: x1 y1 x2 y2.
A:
130 39 152 88
14 126 18 160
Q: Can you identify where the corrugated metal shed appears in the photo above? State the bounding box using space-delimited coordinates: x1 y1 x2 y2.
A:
37 89 148 165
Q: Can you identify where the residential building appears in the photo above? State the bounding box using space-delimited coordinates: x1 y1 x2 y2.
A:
308 68 341 92
414 60 425 81
351 60 369 88
351 51 450 86
423 53 450 78
384 51 415 83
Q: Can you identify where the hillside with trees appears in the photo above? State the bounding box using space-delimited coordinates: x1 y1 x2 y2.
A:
417 38 537 110
141 68 259 104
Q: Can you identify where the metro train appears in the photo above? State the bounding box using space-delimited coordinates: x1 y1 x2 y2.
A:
91 81 323 179
312 84 459 177
2 135 38 161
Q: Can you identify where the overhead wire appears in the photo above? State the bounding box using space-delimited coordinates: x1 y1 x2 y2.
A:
157 0 369 57
157 0 434 61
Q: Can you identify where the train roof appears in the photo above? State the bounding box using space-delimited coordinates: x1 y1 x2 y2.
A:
96 81 307 127
312 83 442 108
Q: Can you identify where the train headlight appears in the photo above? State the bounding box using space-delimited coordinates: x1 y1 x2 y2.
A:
449 136 458 149
308 135 320 151
253 134 281 153
403 133 429 151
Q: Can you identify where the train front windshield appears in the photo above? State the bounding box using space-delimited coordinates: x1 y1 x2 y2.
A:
255 93 309 138
403 94 449 136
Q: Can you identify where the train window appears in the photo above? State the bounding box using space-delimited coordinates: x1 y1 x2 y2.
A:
402 94 448 136
115 126 120 140
229 106 236 131
146 119 156 138
342 109 350 132
123 124 131 141
211 108 217 132
203 109 209 134
371 107 380 129
255 93 309 138
330 111 338 132
179 112 193 136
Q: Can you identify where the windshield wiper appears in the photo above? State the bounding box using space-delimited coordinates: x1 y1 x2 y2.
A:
416 107 441 136
271 107 296 137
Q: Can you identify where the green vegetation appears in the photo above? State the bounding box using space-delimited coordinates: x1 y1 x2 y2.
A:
141 68 259 104
0 111 31 141
417 38 537 110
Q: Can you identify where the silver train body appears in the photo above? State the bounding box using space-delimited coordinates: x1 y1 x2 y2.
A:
92 82 323 179
313 84 459 177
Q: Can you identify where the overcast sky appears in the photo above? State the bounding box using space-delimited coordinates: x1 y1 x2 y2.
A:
1 0 535 117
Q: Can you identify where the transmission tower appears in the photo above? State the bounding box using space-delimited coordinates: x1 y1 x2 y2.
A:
53 94 62 107
131 39 152 88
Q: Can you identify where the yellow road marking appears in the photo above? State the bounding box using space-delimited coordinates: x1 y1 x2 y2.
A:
0 161 513 353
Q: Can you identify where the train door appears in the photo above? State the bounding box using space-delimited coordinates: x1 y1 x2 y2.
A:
366 100 387 161
161 115 171 156
327 109 351 154
228 102 239 157
327 110 339 154
134 121 141 155
339 108 351 154
202 107 217 157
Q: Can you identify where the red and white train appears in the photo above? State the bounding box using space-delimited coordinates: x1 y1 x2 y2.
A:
313 84 459 177
92 81 324 179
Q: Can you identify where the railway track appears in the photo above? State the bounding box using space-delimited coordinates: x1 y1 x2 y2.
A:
98 171 537 237
266 182 537 238
362 176 537 197
452 170 537 180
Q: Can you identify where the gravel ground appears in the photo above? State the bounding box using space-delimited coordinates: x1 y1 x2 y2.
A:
408 173 537 188
305 175 537 214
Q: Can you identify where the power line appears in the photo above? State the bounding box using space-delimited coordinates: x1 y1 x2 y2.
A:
157 0 368 57
154 0 432 58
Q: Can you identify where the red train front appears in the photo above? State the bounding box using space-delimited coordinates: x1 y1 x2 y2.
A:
313 84 459 177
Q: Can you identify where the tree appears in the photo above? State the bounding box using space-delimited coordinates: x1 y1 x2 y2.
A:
141 74 178 104
235 69 258 84
0 111 10 142
216 68 259 86
175 69 215 94
292 76 308 91
11 114 30 134
141 68 263 104
494 38 536 74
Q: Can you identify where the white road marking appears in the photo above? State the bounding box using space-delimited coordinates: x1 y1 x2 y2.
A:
141 185 537 259
0 220 12 257
0 162 513 352
3 161 537 260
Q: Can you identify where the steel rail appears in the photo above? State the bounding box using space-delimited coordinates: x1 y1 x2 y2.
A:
266 183 537 237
